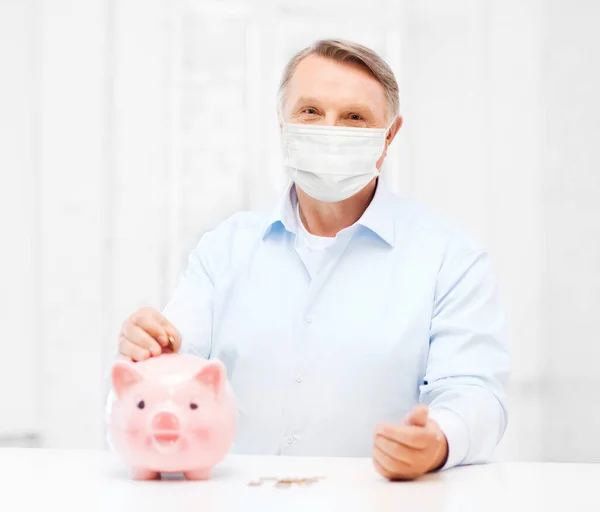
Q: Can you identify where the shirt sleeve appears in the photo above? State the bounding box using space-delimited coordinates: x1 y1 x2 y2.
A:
421 239 510 470
162 234 216 359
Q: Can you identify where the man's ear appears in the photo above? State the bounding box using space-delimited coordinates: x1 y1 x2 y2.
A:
111 360 143 399
386 115 403 145
377 116 403 169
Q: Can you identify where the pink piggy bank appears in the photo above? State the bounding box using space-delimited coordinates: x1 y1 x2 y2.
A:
107 353 237 480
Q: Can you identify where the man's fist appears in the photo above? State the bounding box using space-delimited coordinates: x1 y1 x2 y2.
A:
118 307 182 361
373 405 448 481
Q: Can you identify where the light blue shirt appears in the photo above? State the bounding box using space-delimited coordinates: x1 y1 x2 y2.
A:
162 179 509 469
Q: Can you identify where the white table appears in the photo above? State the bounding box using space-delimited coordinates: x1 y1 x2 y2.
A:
2 448 599 511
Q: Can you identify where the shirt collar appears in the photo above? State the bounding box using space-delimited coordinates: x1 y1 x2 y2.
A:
262 179 395 247
356 178 396 247
262 181 298 239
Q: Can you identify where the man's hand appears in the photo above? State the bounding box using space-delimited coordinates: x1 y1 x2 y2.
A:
373 405 448 481
118 307 182 361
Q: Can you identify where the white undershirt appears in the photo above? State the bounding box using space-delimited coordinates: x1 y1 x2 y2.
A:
294 202 337 278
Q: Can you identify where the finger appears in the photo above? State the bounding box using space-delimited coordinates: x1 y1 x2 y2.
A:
119 335 150 362
373 445 413 480
162 325 181 352
122 324 162 357
144 309 182 350
130 310 170 347
374 435 415 465
155 314 182 352
373 457 395 480
375 423 435 449
375 424 436 450
403 404 429 427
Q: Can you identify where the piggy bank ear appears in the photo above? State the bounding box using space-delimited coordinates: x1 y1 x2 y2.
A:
194 360 225 397
111 360 143 399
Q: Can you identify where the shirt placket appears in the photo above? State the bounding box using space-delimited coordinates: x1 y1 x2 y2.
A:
280 229 356 454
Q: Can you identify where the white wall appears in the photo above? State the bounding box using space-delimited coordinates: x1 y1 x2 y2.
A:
37 0 111 449
539 0 600 461
400 0 546 461
1 0 599 459
0 0 38 446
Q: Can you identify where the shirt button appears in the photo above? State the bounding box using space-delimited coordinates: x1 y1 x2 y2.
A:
286 435 296 444
305 315 314 324
295 375 304 384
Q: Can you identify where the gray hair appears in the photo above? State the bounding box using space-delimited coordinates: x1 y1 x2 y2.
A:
277 39 400 121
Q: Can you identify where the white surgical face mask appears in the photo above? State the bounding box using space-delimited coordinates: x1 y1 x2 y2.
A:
281 119 394 203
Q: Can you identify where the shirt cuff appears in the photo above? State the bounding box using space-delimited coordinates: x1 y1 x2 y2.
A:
428 407 471 470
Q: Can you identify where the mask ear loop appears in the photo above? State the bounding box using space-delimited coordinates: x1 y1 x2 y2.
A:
377 116 398 176
385 115 398 139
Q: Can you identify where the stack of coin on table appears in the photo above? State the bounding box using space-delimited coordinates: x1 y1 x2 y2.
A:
247 476 326 488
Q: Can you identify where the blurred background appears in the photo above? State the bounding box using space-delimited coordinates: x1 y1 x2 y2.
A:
1 0 599 462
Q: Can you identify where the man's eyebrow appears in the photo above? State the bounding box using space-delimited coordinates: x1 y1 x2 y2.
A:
340 103 377 117
292 97 377 116
292 96 324 107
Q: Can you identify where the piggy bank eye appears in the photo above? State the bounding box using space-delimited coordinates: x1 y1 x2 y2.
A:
137 400 145 410
189 402 198 410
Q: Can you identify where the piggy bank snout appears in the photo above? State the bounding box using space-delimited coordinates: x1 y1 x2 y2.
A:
152 411 180 432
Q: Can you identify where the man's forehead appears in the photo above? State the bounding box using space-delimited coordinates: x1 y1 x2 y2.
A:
286 54 387 111
291 54 381 88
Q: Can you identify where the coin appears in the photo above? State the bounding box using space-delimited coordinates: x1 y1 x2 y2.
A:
250 476 326 488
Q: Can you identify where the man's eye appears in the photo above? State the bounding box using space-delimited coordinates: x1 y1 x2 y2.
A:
349 114 362 121
303 108 317 115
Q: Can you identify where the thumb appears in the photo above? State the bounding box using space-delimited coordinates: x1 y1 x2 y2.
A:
164 325 182 353
403 404 429 427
